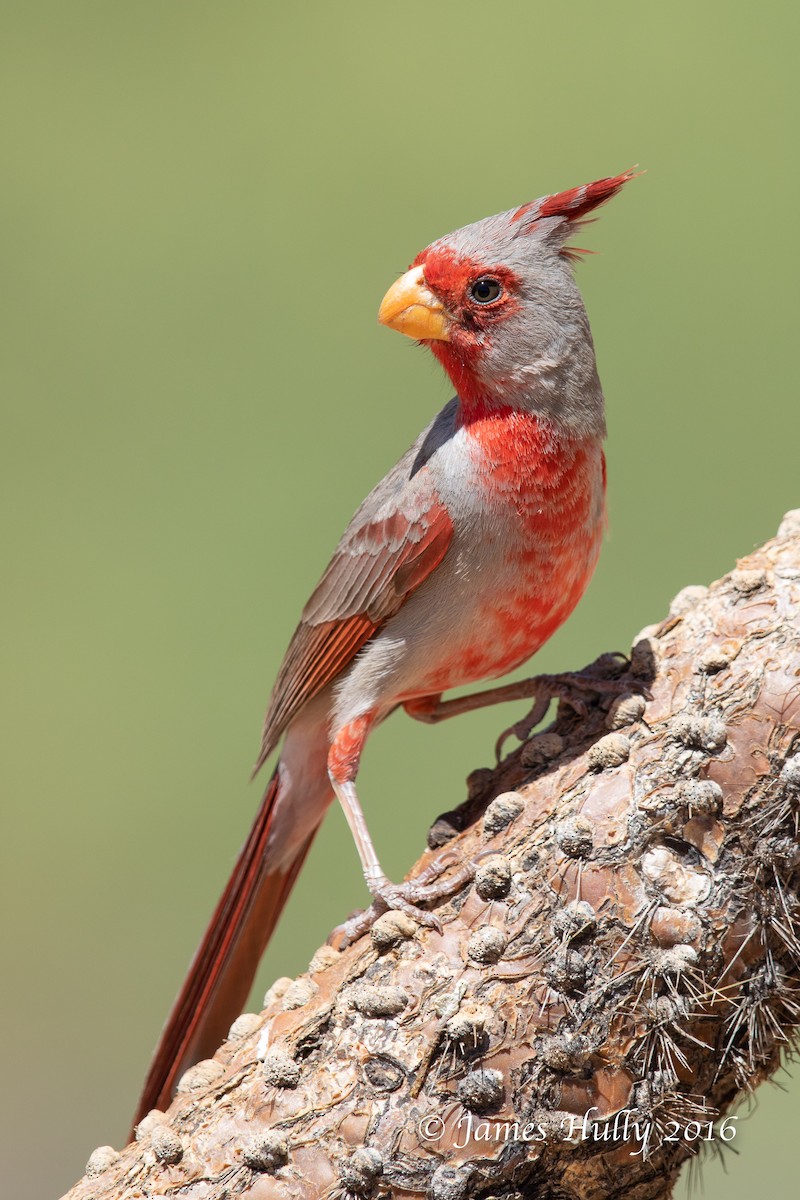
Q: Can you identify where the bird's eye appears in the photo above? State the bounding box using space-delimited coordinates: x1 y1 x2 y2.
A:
469 276 503 305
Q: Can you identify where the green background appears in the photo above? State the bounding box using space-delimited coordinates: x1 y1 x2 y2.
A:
2 2 797 1195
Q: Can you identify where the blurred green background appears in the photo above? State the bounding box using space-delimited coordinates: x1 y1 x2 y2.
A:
2 2 797 1195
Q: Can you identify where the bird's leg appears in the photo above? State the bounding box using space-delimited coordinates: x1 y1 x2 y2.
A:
404 658 645 761
327 713 475 942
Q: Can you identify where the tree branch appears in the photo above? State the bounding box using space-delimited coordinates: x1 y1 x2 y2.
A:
69 512 800 1200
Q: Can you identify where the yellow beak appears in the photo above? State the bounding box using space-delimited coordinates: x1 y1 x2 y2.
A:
378 265 450 342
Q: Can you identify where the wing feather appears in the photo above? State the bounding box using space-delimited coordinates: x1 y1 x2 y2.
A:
252 469 453 774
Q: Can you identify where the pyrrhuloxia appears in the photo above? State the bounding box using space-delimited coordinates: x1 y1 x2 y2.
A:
133 171 635 1127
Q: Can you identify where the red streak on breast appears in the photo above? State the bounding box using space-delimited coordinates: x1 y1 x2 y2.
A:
408 407 606 699
468 407 601 520
457 408 606 684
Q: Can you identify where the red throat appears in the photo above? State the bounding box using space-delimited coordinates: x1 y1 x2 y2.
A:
429 340 492 417
413 244 521 421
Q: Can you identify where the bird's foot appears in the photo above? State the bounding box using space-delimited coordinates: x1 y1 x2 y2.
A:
494 656 649 762
331 852 475 949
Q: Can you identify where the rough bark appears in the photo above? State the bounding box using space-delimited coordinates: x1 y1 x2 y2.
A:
70 513 800 1200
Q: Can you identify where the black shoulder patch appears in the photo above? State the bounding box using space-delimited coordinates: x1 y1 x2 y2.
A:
409 397 459 479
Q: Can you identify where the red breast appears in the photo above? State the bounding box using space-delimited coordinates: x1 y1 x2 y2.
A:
462 409 605 682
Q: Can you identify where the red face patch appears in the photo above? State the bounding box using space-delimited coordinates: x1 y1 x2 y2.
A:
413 244 520 317
412 244 521 412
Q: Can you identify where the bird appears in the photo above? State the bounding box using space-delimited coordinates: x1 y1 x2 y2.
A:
133 169 636 1129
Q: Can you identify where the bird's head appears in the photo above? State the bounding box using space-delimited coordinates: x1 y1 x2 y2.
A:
379 171 636 436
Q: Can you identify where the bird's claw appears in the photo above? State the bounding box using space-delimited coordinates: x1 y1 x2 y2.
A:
494 691 572 761
494 665 650 762
329 854 475 949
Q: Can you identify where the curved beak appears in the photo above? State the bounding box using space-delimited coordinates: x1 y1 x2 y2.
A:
378 265 450 342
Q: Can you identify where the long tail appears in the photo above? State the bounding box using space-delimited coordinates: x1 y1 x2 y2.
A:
131 759 327 1132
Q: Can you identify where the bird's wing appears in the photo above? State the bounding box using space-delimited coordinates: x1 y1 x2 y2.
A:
253 453 454 773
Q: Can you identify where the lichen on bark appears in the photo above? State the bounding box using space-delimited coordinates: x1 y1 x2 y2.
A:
68 512 800 1200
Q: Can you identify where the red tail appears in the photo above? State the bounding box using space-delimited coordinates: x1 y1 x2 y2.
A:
131 767 315 1131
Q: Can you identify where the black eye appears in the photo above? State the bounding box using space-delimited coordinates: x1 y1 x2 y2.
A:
469 276 503 304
